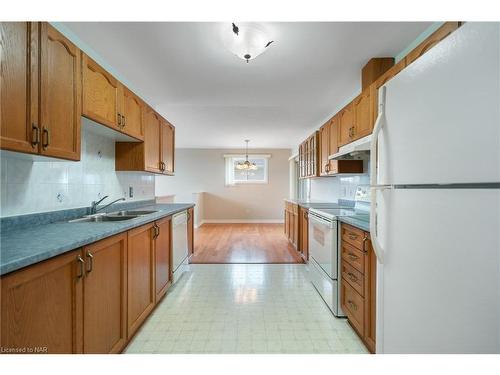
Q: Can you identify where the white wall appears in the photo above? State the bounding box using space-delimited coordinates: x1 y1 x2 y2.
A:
155 148 291 222
0 129 155 217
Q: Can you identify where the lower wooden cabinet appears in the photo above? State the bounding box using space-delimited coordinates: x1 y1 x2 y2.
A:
340 223 376 353
127 222 156 339
82 234 127 354
155 217 172 302
0 249 83 354
284 201 299 249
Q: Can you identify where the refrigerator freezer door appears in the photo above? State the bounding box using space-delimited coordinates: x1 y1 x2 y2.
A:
378 22 500 186
376 188 500 353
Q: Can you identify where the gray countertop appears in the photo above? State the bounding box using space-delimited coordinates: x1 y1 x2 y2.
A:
0 203 194 276
284 199 341 209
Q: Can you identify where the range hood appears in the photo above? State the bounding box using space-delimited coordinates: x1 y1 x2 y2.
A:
329 134 372 160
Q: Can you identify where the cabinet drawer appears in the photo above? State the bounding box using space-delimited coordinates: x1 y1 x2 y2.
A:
341 279 365 335
341 241 365 274
342 224 365 249
341 260 364 296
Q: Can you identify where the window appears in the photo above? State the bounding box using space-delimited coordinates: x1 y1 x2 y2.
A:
224 154 271 185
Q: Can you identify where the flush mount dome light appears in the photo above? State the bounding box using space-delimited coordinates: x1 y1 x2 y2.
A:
222 23 274 63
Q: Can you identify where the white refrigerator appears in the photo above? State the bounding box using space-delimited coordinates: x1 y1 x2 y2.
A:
370 22 500 353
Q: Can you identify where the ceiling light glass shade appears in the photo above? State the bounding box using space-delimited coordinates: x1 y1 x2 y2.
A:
235 140 258 170
222 24 273 62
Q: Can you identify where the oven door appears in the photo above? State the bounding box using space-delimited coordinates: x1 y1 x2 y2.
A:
308 212 338 280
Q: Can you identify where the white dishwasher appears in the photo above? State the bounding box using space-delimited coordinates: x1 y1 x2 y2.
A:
172 210 189 282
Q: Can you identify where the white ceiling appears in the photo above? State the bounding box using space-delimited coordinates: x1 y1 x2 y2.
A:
63 22 431 149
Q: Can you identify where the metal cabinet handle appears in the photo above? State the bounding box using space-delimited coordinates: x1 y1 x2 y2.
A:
42 128 50 149
347 272 358 282
118 113 122 127
122 115 126 127
303 211 308 219
31 124 39 147
348 252 359 261
186 211 191 221
86 251 94 273
152 224 159 239
347 300 358 311
156 224 160 238
362 235 369 252
348 234 358 240
325 163 330 173
76 255 84 279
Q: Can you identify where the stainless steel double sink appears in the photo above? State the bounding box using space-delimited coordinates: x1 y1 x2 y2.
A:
68 210 158 223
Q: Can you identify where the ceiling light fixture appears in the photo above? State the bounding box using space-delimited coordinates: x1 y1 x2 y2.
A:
236 140 258 170
222 23 274 63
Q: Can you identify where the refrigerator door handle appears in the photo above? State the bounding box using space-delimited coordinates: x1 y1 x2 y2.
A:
370 86 387 264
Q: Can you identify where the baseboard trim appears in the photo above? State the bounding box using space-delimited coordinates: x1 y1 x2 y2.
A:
196 219 284 227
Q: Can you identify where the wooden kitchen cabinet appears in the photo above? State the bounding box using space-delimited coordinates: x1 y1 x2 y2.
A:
82 53 121 130
187 207 194 255
340 223 376 353
121 86 145 140
318 115 363 176
298 131 319 178
352 88 373 140
160 119 175 175
154 216 172 302
39 23 81 160
0 22 39 154
115 106 175 175
338 102 354 147
1 22 80 161
82 234 127 354
0 249 83 353
283 201 299 250
127 222 156 338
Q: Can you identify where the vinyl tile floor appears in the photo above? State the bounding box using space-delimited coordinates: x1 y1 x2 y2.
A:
124 264 369 354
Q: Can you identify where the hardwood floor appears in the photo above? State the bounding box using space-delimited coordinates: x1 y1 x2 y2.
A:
190 224 304 264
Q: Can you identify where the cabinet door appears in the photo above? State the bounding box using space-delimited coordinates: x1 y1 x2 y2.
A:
40 23 81 161
338 103 354 146
319 124 329 176
82 53 120 129
0 249 83 353
122 86 144 140
155 217 171 302
127 223 155 338
160 120 175 175
299 208 309 260
143 107 162 173
82 234 127 354
0 22 39 154
187 207 194 255
327 116 340 174
352 89 373 141
292 212 299 248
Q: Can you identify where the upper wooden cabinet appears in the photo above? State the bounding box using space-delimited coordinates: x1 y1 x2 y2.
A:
0 22 39 154
40 23 81 160
352 88 373 140
116 105 175 175
338 102 354 147
1 22 80 160
0 249 83 353
121 86 145 140
82 53 145 141
82 53 121 130
298 131 319 178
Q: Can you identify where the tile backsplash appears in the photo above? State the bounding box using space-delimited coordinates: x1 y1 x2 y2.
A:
0 129 155 217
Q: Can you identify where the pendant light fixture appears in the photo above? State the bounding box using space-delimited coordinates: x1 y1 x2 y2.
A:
236 140 258 171
222 23 274 63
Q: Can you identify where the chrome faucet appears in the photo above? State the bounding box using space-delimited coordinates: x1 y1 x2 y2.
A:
90 196 125 215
